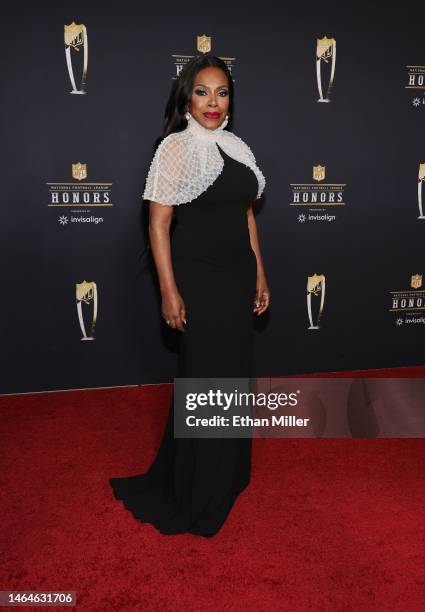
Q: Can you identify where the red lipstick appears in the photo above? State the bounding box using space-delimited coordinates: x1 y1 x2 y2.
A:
203 112 220 119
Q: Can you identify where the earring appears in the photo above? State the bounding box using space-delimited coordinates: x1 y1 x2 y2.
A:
185 111 190 120
221 113 229 128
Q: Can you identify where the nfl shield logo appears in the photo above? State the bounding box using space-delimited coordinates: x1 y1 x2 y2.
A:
72 162 87 181
197 34 211 53
411 274 422 289
313 165 326 181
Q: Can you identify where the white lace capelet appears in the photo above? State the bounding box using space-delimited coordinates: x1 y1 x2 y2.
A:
142 111 266 206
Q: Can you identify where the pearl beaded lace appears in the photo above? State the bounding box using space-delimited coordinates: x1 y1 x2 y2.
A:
142 111 266 206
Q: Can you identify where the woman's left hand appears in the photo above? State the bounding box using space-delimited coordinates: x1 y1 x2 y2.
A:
253 273 270 315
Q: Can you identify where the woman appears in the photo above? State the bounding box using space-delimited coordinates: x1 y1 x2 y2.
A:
109 54 270 537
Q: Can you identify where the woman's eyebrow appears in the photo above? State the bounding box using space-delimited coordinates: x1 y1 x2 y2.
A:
194 83 229 89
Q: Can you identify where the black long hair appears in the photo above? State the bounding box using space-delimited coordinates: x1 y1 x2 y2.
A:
137 54 234 276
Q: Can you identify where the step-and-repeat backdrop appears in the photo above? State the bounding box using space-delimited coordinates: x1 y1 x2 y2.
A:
2 2 424 393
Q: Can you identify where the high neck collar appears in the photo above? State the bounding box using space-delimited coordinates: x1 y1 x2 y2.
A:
185 111 228 141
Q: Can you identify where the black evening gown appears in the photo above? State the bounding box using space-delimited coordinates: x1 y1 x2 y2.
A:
109 144 258 537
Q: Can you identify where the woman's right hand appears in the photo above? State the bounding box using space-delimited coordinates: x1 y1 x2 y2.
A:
161 288 186 332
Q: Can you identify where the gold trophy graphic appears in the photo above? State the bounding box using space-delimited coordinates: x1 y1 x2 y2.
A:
418 163 425 219
76 281 97 340
316 36 336 102
307 274 326 329
64 22 88 94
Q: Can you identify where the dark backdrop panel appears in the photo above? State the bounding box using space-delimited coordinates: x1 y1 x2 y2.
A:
1 1 424 393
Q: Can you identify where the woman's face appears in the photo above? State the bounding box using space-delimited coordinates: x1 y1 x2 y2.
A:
188 67 230 129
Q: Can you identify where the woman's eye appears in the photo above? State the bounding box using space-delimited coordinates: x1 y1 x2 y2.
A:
194 89 229 97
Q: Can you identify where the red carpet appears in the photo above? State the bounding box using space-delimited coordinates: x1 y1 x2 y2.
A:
1 367 425 611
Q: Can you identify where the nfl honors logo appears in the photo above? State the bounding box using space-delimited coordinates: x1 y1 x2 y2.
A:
46 161 112 219
171 35 235 81
289 163 346 223
390 274 425 326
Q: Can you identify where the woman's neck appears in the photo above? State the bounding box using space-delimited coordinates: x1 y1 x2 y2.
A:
185 112 227 140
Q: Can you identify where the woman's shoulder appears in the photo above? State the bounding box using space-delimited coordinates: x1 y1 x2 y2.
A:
159 128 191 146
153 129 191 159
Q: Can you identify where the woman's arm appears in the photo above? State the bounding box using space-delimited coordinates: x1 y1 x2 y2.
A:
247 204 270 315
149 202 186 331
